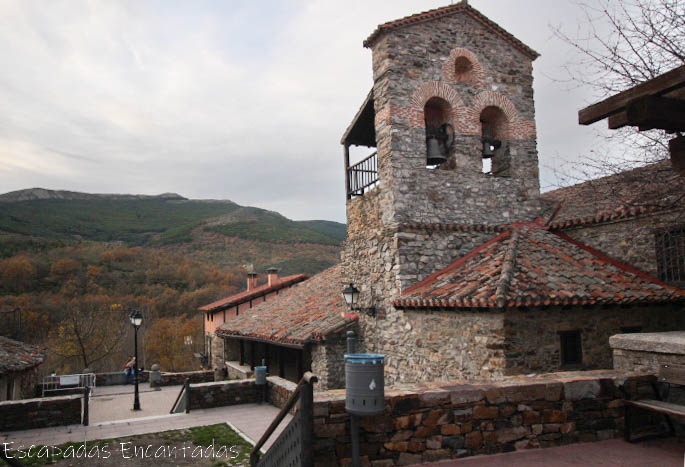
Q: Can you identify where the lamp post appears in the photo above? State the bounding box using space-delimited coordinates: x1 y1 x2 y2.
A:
129 310 143 411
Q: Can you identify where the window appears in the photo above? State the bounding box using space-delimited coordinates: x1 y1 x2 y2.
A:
655 225 685 285
558 330 582 367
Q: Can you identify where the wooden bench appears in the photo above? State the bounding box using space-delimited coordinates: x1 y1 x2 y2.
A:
624 363 685 442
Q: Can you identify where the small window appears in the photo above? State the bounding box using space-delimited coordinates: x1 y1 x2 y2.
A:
620 326 642 334
655 225 685 286
558 330 582 367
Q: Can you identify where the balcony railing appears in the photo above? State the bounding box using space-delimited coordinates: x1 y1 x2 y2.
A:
347 151 378 198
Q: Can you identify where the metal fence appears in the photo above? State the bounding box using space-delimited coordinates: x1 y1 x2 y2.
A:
41 373 96 397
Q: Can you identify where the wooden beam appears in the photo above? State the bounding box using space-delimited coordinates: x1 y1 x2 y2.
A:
607 111 629 130
626 96 685 132
579 65 685 125
670 135 685 176
344 144 351 200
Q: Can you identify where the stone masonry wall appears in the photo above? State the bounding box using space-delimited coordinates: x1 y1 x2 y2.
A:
152 370 215 388
613 348 685 374
312 371 655 466
0 394 82 431
503 305 685 375
188 379 261 410
311 331 349 391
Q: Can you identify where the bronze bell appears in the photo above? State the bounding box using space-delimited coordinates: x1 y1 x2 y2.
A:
426 136 447 165
481 136 501 159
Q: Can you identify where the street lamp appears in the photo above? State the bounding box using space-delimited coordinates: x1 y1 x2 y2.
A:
129 310 143 411
342 283 376 317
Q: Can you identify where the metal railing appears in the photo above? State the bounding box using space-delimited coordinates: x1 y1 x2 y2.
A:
41 373 96 397
250 372 318 467
170 378 191 414
347 151 378 198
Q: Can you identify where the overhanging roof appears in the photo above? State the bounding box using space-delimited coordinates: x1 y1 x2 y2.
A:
341 89 376 147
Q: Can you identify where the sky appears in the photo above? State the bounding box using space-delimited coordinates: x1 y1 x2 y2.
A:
0 0 616 223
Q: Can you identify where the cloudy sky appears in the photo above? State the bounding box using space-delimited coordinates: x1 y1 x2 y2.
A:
0 0 615 223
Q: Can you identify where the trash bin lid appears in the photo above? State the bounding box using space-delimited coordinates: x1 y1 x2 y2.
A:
344 353 385 364
255 366 267 371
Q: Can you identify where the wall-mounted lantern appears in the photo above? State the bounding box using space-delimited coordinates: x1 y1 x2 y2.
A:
342 284 376 318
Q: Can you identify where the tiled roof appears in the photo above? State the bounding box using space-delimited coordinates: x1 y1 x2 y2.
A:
198 274 309 312
363 0 539 59
543 160 685 228
394 224 685 310
0 336 45 374
216 265 356 345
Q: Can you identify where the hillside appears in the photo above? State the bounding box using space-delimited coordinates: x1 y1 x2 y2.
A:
0 189 346 250
0 188 346 373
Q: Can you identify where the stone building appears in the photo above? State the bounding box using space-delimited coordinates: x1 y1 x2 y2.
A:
0 336 45 400
215 1 684 389
199 268 308 374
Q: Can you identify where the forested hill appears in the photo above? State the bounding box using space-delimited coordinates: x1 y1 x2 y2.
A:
0 189 345 373
0 188 346 273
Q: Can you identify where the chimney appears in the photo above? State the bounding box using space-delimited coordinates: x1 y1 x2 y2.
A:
267 267 279 287
246 264 258 291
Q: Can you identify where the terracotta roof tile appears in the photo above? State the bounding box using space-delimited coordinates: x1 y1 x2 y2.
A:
394 224 685 310
363 1 539 59
198 274 309 312
0 336 45 374
543 160 685 228
216 265 356 345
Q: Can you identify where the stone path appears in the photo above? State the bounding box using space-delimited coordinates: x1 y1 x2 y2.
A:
422 437 685 466
1 403 290 452
90 384 182 424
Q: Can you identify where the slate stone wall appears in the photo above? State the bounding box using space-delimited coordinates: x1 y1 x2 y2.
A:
0 394 82 431
311 331 348 391
151 370 215 388
311 371 654 465
503 305 685 375
188 379 261 410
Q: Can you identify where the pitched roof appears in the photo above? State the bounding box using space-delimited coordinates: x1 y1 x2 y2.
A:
216 265 356 345
363 0 539 60
543 160 685 228
394 224 685 310
0 336 45 374
198 274 309 313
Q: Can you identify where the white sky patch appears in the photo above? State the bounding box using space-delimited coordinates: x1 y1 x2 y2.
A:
0 0 619 222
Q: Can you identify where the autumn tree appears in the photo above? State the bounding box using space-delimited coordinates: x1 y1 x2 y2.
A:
552 0 684 203
145 315 202 372
49 297 129 372
0 255 37 293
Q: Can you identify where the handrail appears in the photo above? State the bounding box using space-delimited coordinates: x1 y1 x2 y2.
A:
347 151 378 197
170 378 190 414
250 372 318 465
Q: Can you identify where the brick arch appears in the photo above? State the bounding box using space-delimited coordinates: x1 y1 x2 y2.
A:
442 47 487 88
462 91 520 138
409 81 468 132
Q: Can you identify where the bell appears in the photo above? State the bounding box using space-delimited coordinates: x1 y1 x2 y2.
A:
426 137 447 165
482 136 501 159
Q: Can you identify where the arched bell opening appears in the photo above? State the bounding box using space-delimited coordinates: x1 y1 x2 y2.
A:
479 106 510 176
424 97 454 169
454 56 474 83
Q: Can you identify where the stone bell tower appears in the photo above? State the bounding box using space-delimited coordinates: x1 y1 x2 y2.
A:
340 2 545 357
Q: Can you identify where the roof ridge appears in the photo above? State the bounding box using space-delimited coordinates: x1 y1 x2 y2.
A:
363 1 539 59
548 203 668 230
494 229 520 308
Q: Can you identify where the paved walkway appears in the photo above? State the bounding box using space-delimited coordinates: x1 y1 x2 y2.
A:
423 437 685 466
1 403 290 452
90 383 182 424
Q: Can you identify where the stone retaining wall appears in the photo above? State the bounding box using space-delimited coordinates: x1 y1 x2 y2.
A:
153 370 214 387
188 379 262 410
94 371 149 386
310 370 654 465
267 376 298 411
0 395 82 431
611 331 685 374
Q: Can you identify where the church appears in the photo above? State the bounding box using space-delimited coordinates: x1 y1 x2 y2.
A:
207 1 685 390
